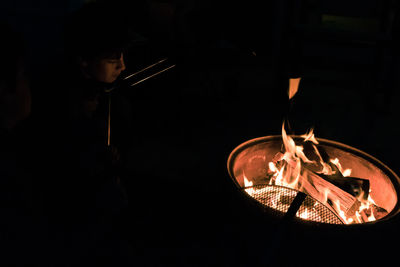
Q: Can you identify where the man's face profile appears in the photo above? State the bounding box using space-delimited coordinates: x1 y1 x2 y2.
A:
81 53 126 84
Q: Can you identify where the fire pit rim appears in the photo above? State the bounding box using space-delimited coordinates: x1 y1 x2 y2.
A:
227 135 400 225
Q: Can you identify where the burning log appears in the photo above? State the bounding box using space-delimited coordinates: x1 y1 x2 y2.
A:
229 124 399 225
270 136 388 223
302 141 370 201
272 155 360 219
320 167 369 201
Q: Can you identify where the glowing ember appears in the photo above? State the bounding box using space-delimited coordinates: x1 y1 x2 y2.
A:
242 124 388 224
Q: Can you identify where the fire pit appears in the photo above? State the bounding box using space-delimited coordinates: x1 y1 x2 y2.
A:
227 133 400 225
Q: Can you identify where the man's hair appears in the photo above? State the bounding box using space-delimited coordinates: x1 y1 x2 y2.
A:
64 1 133 61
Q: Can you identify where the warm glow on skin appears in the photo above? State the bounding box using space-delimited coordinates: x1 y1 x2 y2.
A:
81 53 126 84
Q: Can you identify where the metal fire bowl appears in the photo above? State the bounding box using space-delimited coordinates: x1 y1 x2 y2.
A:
227 135 400 225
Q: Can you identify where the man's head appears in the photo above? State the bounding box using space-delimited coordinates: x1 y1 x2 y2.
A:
80 51 126 84
65 2 132 84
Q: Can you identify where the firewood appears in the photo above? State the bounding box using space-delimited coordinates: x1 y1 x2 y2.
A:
262 138 388 223
272 152 360 218
297 165 359 217
320 175 369 201
302 141 370 200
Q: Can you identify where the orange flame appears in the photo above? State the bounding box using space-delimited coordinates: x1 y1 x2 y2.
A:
243 172 255 195
240 121 381 224
241 76 382 223
266 124 380 224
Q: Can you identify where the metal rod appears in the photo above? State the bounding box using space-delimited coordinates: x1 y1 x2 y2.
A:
129 64 176 87
105 62 175 147
107 93 111 147
123 58 168 80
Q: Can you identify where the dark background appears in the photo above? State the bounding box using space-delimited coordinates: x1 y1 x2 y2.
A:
2 0 400 266
2 0 400 161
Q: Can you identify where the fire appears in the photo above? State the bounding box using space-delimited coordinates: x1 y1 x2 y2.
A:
239 76 387 224
330 158 352 177
297 208 310 220
300 128 318 144
242 124 384 224
243 173 255 195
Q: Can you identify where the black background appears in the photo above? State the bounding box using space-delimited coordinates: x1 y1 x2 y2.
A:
2 0 400 266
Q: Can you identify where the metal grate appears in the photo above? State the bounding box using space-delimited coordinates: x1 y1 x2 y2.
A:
244 184 343 224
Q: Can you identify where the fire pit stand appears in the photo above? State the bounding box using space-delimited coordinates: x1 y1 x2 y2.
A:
227 135 400 265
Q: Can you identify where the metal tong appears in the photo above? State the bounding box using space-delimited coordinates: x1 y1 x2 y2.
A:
105 58 176 146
